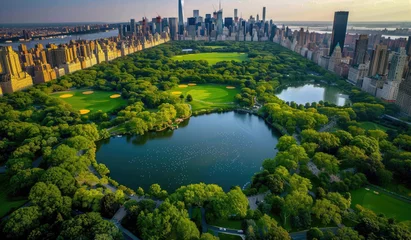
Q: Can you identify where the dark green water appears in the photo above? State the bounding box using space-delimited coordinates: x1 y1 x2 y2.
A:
96 112 279 192
276 83 350 106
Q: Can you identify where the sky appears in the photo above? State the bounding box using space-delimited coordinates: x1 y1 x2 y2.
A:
0 0 410 24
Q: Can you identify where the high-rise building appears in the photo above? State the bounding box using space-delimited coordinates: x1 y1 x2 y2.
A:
406 36 411 56
234 9 238 22
187 17 196 38
330 11 349 56
369 44 389 77
298 28 305 46
396 74 411 114
0 46 33 94
388 47 407 81
130 19 136 35
353 34 369 66
217 10 223 35
178 0 184 35
262 7 266 22
169 17 178 40
155 16 162 34
193 10 199 18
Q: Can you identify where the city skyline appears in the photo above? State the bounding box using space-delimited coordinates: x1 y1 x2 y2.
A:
0 0 410 24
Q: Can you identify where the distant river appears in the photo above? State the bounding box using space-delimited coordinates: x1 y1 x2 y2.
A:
276 83 350 106
0 30 118 50
96 112 280 192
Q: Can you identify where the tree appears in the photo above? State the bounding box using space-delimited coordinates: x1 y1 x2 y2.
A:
174 104 191 118
333 130 353 146
393 134 411 151
276 135 297 151
73 187 104 212
368 130 388 141
282 191 313 225
40 167 77 196
333 227 364 240
149 183 168 200
59 212 122 240
136 187 144 196
350 135 379 155
289 174 312 193
311 199 342 225
307 227 324 240
101 193 120 218
10 168 44 194
175 218 200 240
312 152 340 174
200 233 219 240
3 206 41 238
266 174 284 194
262 158 277 173
29 182 65 216
186 94 193 102
257 214 291 240
226 187 249 218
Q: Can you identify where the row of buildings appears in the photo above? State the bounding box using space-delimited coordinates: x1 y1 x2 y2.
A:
0 27 170 95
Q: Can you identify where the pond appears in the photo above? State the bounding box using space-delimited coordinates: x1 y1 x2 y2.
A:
276 83 350 106
96 112 280 192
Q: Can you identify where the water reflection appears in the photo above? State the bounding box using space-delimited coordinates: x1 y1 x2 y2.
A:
96 112 280 192
276 83 349 106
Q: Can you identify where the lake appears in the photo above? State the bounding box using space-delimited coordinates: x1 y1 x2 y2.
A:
276 83 350 106
96 112 280 192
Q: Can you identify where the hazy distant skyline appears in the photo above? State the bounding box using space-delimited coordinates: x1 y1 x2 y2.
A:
0 0 410 24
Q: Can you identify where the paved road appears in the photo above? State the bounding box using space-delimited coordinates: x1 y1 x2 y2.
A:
208 225 245 239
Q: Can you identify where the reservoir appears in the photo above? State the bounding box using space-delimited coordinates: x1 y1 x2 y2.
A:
96 112 280 192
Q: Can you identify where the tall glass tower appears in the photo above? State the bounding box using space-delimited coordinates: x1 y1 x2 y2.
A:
329 11 349 56
178 0 184 35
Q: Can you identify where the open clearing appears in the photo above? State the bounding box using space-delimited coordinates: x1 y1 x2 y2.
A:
168 84 239 111
0 175 27 218
351 187 411 222
172 52 249 65
53 90 127 114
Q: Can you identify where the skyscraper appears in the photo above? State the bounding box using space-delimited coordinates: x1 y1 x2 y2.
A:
217 10 223 35
193 10 199 18
353 34 369 66
263 7 266 22
388 48 407 81
169 17 178 40
234 9 238 22
178 0 184 35
369 44 389 77
130 19 136 36
406 36 411 57
330 11 349 56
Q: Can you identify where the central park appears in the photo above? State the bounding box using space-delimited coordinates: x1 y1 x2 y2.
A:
1 41 411 240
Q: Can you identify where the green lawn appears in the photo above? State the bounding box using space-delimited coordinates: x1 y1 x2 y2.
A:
351 187 411 222
218 233 243 240
358 121 393 131
0 175 27 218
172 52 249 65
209 219 242 230
168 84 240 111
52 90 127 114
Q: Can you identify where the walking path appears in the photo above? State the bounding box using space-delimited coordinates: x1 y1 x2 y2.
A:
290 227 339 240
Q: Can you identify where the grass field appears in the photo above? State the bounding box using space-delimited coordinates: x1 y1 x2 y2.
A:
168 84 240 111
52 90 127 114
358 121 393 131
172 52 249 65
0 175 27 218
351 187 411 222
218 233 243 240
